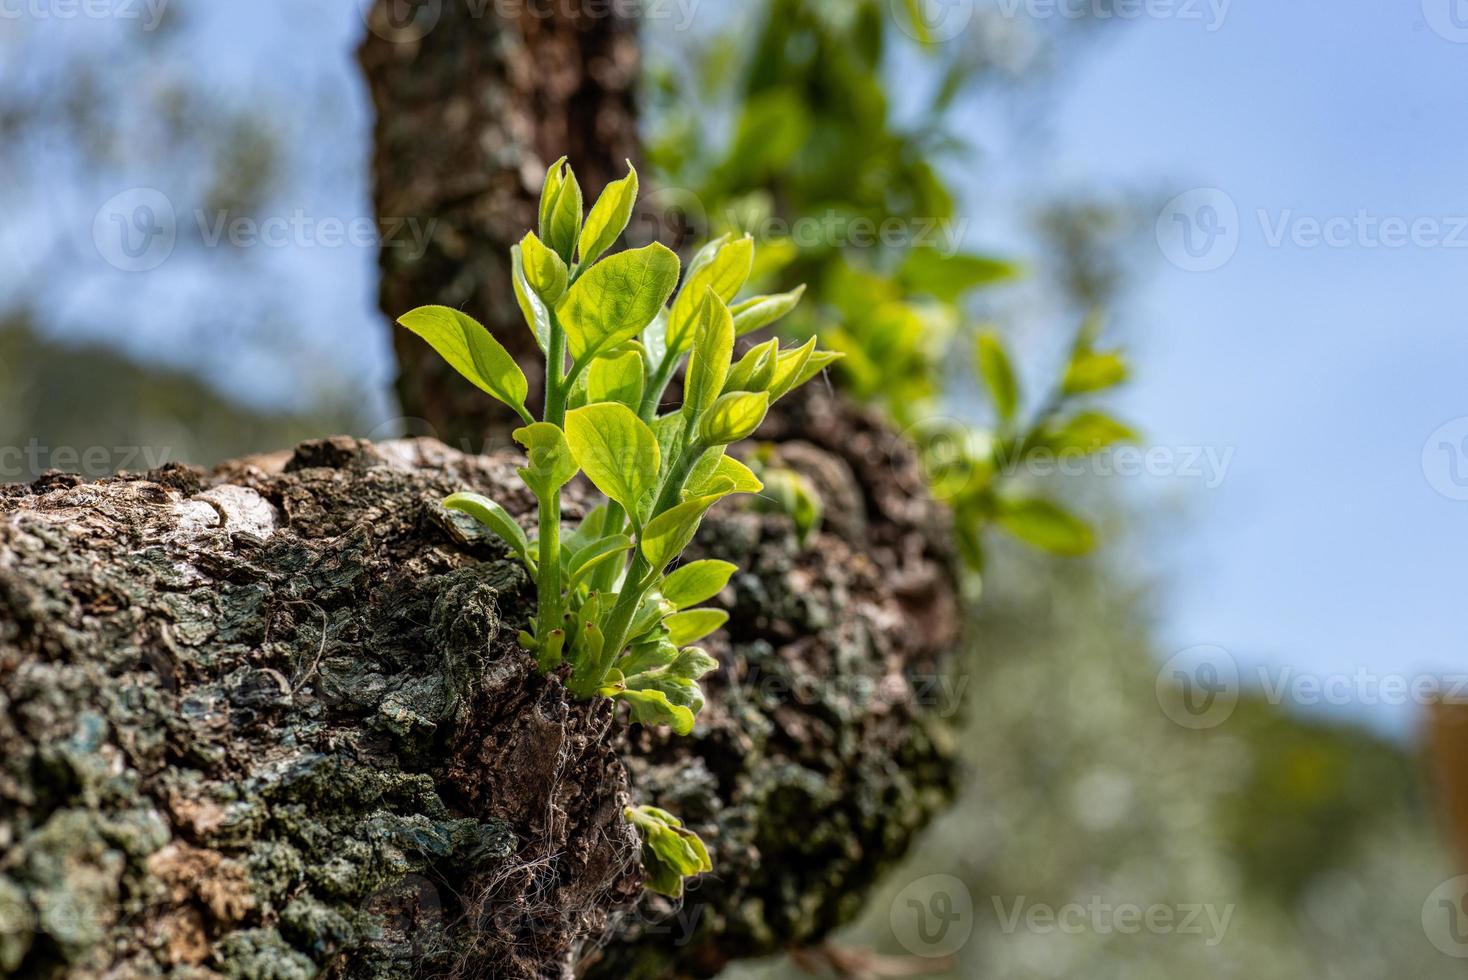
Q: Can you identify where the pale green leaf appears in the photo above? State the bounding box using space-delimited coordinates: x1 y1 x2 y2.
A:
682 290 734 424
512 422 578 498
724 338 779 394
1063 350 1128 394
977 331 1019 421
541 158 582 264
664 609 728 647
616 688 695 735
558 243 680 362
443 492 531 568
397 306 528 418
579 162 638 266
588 350 645 409
661 559 737 610
995 497 1096 556
730 284 805 336
765 337 817 401
510 244 551 353
565 403 660 517
698 390 770 446
641 493 722 571
519 231 568 305
665 235 754 355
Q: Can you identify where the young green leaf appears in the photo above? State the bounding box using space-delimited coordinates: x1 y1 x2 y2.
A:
665 235 754 355
616 688 695 736
558 243 680 362
1041 411 1138 453
588 349 645 409
625 804 711 897
564 403 660 517
540 158 582 264
618 635 680 677
684 450 763 497
789 349 844 390
898 249 1019 302
995 497 1096 556
579 162 639 266
660 559 737 610
664 609 728 647
724 338 779 394
765 337 817 401
682 290 735 424
443 492 532 568
977 331 1019 422
512 422 578 498
730 284 805 336
398 306 529 420
567 535 634 592
519 231 568 305
640 493 722 572
1062 349 1128 394
698 390 770 446
510 244 552 353
668 646 717 680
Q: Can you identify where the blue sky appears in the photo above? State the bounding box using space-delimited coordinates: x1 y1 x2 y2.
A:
985 0 1468 733
7 0 1464 736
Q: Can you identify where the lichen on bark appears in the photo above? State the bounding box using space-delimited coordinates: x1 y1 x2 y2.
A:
0 389 959 979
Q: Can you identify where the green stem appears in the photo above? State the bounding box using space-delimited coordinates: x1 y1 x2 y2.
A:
536 310 568 654
571 441 704 697
535 489 562 665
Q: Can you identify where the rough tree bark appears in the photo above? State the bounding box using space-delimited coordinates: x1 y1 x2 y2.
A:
357 2 963 975
0 386 956 978
360 0 641 447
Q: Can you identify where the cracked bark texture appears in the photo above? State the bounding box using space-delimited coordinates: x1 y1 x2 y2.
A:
0 384 957 978
360 0 641 447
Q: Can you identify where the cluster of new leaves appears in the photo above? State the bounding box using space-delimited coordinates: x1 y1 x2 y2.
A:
397 158 838 895
934 314 1134 570
624 805 712 900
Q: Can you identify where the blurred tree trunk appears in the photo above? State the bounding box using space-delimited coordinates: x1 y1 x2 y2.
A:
360 0 641 448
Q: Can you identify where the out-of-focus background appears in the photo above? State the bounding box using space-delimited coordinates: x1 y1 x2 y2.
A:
3 0 1466 974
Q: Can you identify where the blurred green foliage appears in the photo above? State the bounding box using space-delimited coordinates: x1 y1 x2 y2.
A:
646 0 1135 574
